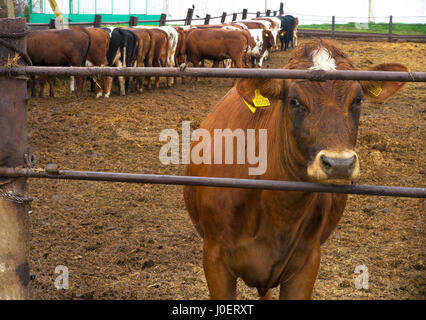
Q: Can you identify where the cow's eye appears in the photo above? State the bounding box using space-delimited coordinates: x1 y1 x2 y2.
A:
289 98 308 113
289 98 300 107
354 95 363 105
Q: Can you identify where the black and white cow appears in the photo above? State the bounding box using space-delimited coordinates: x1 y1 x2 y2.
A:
104 27 139 97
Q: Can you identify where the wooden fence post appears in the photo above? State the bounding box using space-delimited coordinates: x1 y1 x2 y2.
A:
185 8 194 25
204 14 211 25
232 13 237 21
94 14 102 27
266 10 271 17
49 18 55 29
273 11 277 16
256 11 260 17
332 16 335 38
0 17 31 300
279 2 284 15
388 15 393 41
129 16 138 27
159 13 167 26
221 12 227 23
242 9 248 20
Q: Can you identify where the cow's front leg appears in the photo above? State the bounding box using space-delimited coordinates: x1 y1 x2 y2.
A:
279 243 320 300
203 241 236 300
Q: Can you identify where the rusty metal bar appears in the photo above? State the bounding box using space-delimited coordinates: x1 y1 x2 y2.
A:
1 66 425 82
298 29 426 42
0 17 30 300
0 167 425 198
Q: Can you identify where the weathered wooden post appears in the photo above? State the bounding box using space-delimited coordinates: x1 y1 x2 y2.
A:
266 10 271 17
232 13 237 21
273 11 277 16
129 16 138 27
204 14 211 25
159 13 167 26
0 17 31 300
332 16 335 38
49 18 56 29
256 11 261 17
94 14 102 27
388 15 393 41
242 9 248 20
220 12 226 23
185 8 194 26
279 2 284 15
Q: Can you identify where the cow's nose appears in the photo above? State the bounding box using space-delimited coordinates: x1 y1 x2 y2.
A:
307 150 360 182
320 154 357 178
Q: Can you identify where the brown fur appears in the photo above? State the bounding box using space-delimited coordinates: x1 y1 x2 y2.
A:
27 28 90 98
185 28 255 68
85 27 110 97
128 28 152 92
143 28 169 89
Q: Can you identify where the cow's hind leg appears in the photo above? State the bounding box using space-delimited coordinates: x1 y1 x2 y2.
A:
203 241 237 300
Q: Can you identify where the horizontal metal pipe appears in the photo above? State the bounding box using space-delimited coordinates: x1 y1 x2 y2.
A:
0 168 424 198
299 29 426 40
1 66 425 82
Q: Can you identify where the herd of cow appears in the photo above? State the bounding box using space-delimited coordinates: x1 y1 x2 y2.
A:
26 15 299 98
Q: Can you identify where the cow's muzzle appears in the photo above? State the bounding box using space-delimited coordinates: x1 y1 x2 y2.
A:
307 150 360 183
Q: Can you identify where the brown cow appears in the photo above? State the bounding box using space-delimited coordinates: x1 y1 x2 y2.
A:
70 27 110 98
173 26 188 84
185 28 255 69
26 28 91 98
183 40 408 299
233 21 268 30
129 27 152 93
134 27 169 89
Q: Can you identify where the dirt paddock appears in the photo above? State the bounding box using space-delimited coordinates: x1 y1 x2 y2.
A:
27 38 425 299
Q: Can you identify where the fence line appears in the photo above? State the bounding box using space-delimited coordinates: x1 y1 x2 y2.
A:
2 66 425 82
0 167 424 199
25 6 426 42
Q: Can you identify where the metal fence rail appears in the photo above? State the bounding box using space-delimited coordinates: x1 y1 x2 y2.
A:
2 66 426 82
0 167 425 198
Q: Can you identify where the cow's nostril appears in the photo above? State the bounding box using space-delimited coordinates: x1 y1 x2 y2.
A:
320 155 332 170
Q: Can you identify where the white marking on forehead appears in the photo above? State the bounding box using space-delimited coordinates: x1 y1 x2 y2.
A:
309 47 336 71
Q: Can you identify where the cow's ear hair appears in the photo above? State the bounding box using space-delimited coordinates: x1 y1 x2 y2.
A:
360 63 409 101
235 78 283 104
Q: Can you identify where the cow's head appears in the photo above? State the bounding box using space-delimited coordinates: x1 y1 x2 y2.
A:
262 30 275 51
279 30 286 41
236 40 408 183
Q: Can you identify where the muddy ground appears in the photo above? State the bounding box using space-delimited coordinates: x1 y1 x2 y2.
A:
27 38 425 300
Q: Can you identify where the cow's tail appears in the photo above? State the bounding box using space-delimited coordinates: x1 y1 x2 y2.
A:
79 27 92 67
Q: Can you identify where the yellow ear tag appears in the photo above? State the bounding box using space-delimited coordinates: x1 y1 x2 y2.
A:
265 33 269 37
281 32 285 36
368 83 382 97
243 89 271 113
243 99 257 113
253 89 271 107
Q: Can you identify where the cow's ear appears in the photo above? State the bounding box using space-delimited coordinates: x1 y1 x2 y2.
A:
236 78 283 105
360 63 409 101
